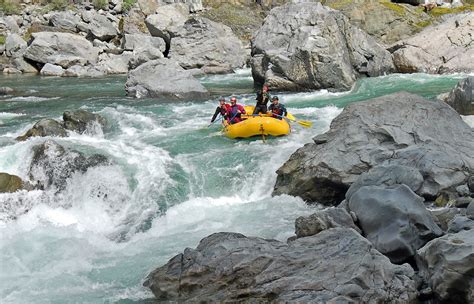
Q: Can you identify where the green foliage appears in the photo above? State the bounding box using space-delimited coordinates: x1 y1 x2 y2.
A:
429 5 474 17
0 0 21 15
92 0 108 10
415 19 432 28
0 35 6 45
380 0 406 16
47 0 68 10
122 0 136 12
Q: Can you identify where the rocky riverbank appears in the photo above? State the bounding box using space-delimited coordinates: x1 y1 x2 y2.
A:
144 78 474 303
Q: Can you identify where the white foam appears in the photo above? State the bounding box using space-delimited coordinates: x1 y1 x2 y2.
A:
6 96 60 102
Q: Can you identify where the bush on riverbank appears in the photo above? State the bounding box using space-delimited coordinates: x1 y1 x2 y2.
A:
0 0 21 14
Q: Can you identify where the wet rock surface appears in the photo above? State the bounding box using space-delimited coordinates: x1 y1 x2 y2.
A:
16 119 67 141
445 76 474 116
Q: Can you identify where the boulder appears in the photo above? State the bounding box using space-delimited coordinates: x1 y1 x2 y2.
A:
28 140 109 191
96 52 132 74
138 0 158 16
445 77 474 116
5 33 26 57
169 17 247 73
16 119 67 141
0 87 14 95
144 228 417 303
431 208 461 232
63 110 107 134
0 173 27 193
346 165 424 200
40 63 65 76
468 201 474 218
64 65 106 77
447 215 474 233
416 230 474 303
24 32 99 68
49 11 84 32
82 11 118 41
125 58 209 100
12 57 38 74
251 2 393 91
390 13 474 74
294 207 360 238
128 47 164 70
348 185 443 263
145 4 189 47
274 92 474 205
122 34 166 53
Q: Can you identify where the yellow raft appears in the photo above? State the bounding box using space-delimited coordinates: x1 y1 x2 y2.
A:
222 106 291 139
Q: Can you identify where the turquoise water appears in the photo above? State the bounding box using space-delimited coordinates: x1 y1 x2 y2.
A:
0 70 470 303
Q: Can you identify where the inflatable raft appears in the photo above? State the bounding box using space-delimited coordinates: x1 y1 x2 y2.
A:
222 106 291 139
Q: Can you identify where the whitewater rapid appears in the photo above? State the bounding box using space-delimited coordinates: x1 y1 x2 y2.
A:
0 71 470 303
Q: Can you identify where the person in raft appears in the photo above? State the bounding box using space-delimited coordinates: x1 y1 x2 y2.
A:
227 96 246 124
253 84 271 115
210 96 230 123
268 96 287 120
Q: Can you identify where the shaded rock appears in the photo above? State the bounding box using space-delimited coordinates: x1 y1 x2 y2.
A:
0 173 28 193
346 165 424 200
5 33 26 57
431 207 461 231
416 230 474 303
12 57 38 74
468 201 474 218
468 175 474 192
82 11 118 41
28 140 109 191
390 13 474 74
144 228 417 303
251 2 393 91
295 207 360 238
274 92 474 205
49 11 84 32
128 47 164 70
445 77 474 116
24 32 99 68
63 110 107 134
40 63 65 76
0 87 14 95
169 17 247 73
447 215 474 233
16 119 67 141
125 58 209 100
348 185 442 263
455 197 474 209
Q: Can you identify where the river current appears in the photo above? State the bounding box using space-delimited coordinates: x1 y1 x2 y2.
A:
0 70 471 303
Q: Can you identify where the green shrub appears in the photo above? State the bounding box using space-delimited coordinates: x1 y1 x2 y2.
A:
48 0 68 10
0 0 21 15
93 0 108 10
0 35 6 45
122 0 136 12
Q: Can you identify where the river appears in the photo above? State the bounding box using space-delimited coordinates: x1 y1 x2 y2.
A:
0 70 470 303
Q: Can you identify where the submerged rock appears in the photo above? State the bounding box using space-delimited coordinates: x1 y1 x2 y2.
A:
251 2 393 91
348 185 442 263
0 173 31 193
390 13 474 74
125 58 209 100
416 230 474 303
0 87 14 95
16 119 67 141
63 110 107 134
273 92 474 205
24 32 99 69
28 140 109 191
144 228 417 303
445 76 474 115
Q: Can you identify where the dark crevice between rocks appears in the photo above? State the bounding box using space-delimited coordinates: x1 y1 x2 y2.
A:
23 57 41 72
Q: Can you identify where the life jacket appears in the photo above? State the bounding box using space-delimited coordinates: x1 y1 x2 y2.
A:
227 104 245 123
269 103 286 119
220 104 230 116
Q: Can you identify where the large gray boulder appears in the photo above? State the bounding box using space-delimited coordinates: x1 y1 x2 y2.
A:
416 230 473 303
348 185 443 263
390 13 474 74
5 33 26 57
274 92 474 205
81 11 118 41
251 2 393 91
122 34 166 53
63 110 107 134
169 17 247 73
96 52 132 74
125 58 209 100
24 32 99 68
445 77 474 116
28 140 109 191
16 119 67 141
40 63 65 76
294 207 360 238
49 11 84 32
144 228 417 303
145 4 189 47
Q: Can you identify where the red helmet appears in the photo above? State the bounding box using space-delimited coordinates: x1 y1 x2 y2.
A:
230 97 237 103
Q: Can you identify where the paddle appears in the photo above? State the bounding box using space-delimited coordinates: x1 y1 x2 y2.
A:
245 112 313 128
207 114 222 127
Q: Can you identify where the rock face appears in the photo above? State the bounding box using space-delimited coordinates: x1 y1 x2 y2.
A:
0 173 27 193
251 2 393 91
416 230 474 303
144 228 417 303
28 140 109 191
169 17 247 73
294 207 360 238
274 92 474 205
40 63 65 76
16 119 67 141
390 13 474 74
49 11 84 32
24 32 99 68
125 58 209 99
63 110 107 134
5 33 27 57
145 4 188 48
445 77 474 115
348 185 443 263
82 11 118 41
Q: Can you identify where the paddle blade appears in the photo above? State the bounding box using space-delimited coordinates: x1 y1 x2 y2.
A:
297 120 313 128
287 113 296 121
